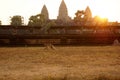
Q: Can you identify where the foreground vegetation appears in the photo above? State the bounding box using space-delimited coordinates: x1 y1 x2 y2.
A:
0 46 119 80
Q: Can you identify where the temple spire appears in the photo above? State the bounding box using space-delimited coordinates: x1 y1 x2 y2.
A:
57 0 70 22
84 6 92 21
41 5 49 20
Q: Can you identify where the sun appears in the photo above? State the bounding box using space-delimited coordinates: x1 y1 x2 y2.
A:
93 0 119 22
96 8 115 21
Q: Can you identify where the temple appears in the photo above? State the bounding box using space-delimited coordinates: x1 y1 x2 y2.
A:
41 5 49 20
84 6 92 21
38 0 108 26
57 0 71 22
40 0 93 25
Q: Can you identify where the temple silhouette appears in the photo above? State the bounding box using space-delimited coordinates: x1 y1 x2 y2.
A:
0 0 119 46
57 0 71 22
40 0 94 26
41 5 49 20
40 0 71 21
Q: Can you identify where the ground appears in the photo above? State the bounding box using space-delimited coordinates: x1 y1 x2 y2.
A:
0 46 120 80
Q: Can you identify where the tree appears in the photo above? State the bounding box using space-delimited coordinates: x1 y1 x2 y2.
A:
28 14 47 27
74 6 93 26
28 14 56 34
10 15 23 26
74 10 85 25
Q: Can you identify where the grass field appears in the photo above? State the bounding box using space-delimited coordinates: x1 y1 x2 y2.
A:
0 46 120 80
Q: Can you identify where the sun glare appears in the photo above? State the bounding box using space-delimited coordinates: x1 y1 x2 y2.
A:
93 0 120 22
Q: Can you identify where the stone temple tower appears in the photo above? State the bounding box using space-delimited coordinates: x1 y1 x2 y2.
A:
41 5 49 20
84 6 92 21
57 0 70 22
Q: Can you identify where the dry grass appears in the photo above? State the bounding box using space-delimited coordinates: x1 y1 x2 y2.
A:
0 46 119 80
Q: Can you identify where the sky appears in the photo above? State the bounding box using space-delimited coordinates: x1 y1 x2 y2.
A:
0 0 120 25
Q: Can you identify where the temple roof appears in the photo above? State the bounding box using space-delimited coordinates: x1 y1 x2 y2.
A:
57 0 70 22
85 6 92 18
41 5 49 20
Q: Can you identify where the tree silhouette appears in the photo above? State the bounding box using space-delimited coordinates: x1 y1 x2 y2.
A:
28 14 56 34
28 14 47 27
10 15 23 26
74 6 93 26
74 10 84 22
